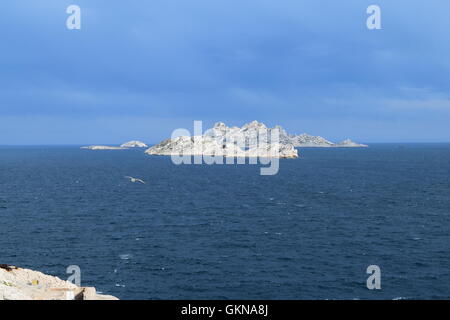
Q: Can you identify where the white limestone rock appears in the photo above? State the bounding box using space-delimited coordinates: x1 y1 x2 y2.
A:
287 133 335 147
120 140 148 148
146 121 298 158
145 120 367 158
280 128 366 148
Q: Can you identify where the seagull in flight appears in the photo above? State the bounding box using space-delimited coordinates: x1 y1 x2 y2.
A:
125 176 146 184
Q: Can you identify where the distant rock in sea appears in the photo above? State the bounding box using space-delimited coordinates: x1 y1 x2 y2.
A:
120 141 148 148
0 265 118 300
333 139 368 148
81 145 126 150
146 121 298 158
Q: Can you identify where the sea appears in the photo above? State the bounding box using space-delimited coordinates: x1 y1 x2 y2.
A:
1 144 449 299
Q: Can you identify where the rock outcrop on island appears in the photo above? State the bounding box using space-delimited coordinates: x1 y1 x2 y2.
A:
286 133 335 147
120 140 148 148
146 136 298 158
81 145 127 150
0 265 118 300
145 121 299 158
275 125 366 148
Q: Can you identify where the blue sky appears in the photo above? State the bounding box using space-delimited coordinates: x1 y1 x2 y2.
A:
1 0 450 144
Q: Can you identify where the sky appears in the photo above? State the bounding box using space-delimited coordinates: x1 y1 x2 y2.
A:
1 0 450 144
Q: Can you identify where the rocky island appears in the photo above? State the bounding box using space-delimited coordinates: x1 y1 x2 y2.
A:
120 140 148 148
274 124 367 148
146 121 299 158
81 141 148 150
284 132 335 147
145 121 367 158
81 145 126 150
0 265 118 300
79 122 366 155
333 139 368 148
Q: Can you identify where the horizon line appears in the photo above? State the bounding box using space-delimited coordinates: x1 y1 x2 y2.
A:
1 142 450 147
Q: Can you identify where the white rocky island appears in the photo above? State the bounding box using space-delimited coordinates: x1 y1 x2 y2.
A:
145 121 299 159
145 121 367 158
289 136 367 148
81 141 148 150
278 130 335 147
276 125 367 148
333 139 368 148
120 140 148 148
81 145 126 150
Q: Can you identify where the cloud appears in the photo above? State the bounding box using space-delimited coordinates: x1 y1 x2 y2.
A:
2 0 450 143
383 87 450 111
386 98 450 111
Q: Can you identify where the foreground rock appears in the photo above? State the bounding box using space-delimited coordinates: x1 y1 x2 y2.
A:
81 145 127 150
0 265 118 300
120 140 148 148
146 121 298 158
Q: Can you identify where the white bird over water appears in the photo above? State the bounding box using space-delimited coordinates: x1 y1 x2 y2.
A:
125 176 146 184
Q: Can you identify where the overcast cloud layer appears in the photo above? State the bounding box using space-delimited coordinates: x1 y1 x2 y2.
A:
1 0 450 144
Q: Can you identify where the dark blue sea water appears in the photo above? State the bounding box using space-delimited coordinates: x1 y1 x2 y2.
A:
1 144 450 299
